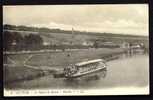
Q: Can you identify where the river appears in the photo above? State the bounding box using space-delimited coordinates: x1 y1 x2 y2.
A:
5 53 149 90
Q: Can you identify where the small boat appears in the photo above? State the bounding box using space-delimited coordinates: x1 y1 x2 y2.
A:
63 59 107 79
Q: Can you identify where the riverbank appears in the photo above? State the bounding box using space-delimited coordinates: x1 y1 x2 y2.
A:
4 65 57 85
4 48 144 86
4 54 149 90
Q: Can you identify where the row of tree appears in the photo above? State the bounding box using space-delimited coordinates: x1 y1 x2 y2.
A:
3 31 121 51
3 31 95 51
3 31 43 51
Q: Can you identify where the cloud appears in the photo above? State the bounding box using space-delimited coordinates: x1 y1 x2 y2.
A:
3 4 148 36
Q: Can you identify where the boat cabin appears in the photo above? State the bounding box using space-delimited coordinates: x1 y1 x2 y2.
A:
63 59 106 77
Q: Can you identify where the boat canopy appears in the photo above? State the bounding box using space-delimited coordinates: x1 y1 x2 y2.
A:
75 59 104 67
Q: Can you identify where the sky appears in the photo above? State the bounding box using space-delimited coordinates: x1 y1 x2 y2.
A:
3 4 148 36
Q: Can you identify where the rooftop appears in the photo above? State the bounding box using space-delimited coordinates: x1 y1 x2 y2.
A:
75 59 104 66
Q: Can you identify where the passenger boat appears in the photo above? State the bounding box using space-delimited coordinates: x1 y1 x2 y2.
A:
63 59 107 79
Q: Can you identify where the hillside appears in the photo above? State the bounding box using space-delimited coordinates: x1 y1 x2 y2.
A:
3 24 149 47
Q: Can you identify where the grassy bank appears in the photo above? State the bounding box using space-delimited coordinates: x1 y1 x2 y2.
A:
26 48 124 67
4 66 43 84
4 48 125 85
4 65 58 86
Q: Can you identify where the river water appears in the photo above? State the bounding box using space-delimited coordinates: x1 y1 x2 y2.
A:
6 53 149 90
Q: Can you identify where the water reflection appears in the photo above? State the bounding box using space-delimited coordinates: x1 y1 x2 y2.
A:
62 69 107 88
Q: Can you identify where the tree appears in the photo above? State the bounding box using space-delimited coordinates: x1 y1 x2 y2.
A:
24 34 43 50
3 31 24 51
3 31 13 50
3 24 16 30
93 40 98 48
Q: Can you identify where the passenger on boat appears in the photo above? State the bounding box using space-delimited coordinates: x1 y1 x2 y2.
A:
63 65 78 76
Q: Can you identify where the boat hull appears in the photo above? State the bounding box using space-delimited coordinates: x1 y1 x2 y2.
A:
65 67 107 79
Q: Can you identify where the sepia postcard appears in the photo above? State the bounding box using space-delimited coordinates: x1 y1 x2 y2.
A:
3 4 149 96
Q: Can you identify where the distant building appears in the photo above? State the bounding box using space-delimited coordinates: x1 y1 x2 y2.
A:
62 41 71 45
130 43 143 49
12 40 17 45
82 41 94 46
96 41 120 48
43 42 50 46
120 42 130 49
